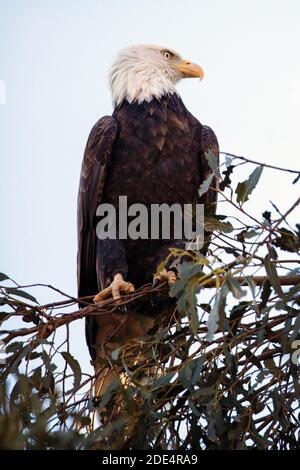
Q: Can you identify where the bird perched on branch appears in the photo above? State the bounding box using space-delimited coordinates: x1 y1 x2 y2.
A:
77 45 219 397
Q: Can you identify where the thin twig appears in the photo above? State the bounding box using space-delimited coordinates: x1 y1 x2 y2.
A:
221 151 300 175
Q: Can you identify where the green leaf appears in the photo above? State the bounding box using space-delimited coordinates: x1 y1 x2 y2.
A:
235 165 263 204
225 155 233 167
236 229 259 242
61 351 82 388
6 287 38 303
171 263 202 334
41 350 52 372
39 373 55 395
253 370 270 388
245 275 257 300
205 150 221 178
226 276 247 299
188 287 198 334
206 294 220 342
206 284 228 341
178 261 205 281
199 174 214 197
290 314 300 343
6 341 24 353
264 357 281 376
170 262 204 297
0 273 9 282
30 366 42 390
275 283 300 310
152 371 176 389
204 216 234 233
10 374 32 401
178 362 194 390
191 355 206 385
274 227 299 253
98 378 121 409
263 254 283 297
260 279 272 311
229 301 250 336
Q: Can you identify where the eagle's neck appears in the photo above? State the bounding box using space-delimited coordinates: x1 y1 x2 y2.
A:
114 93 187 115
110 63 178 107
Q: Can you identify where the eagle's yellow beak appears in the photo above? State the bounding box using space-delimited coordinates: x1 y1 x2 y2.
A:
174 60 204 80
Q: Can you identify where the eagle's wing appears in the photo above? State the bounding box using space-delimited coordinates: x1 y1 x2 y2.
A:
200 124 219 208
77 116 118 357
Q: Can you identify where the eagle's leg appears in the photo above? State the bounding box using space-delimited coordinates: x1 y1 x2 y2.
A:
153 268 177 287
93 273 135 303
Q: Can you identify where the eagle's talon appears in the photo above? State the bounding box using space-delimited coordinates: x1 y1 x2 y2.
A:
153 269 177 287
93 273 135 303
152 277 160 289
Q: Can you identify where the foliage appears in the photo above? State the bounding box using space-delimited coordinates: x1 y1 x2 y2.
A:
0 153 299 450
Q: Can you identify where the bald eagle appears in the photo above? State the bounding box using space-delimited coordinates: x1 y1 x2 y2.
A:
77 45 219 394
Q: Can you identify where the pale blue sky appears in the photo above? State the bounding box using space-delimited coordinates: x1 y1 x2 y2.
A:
1 0 300 371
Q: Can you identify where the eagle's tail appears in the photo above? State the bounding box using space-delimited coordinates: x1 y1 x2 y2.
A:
92 308 157 405
92 295 177 417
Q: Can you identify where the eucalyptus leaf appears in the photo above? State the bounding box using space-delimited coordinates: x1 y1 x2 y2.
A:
206 283 228 342
226 276 247 299
204 216 234 233
61 351 82 388
205 150 221 178
6 287 38 303
235 165 263 204
199 173 214 197
264 254 283 297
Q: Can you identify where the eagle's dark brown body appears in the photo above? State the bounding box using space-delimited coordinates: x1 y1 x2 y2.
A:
77 93 218 363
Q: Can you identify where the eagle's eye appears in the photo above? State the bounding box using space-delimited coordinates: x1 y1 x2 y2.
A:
162 50 172 60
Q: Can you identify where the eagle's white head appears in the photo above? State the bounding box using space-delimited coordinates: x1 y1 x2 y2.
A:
109 44 204 106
